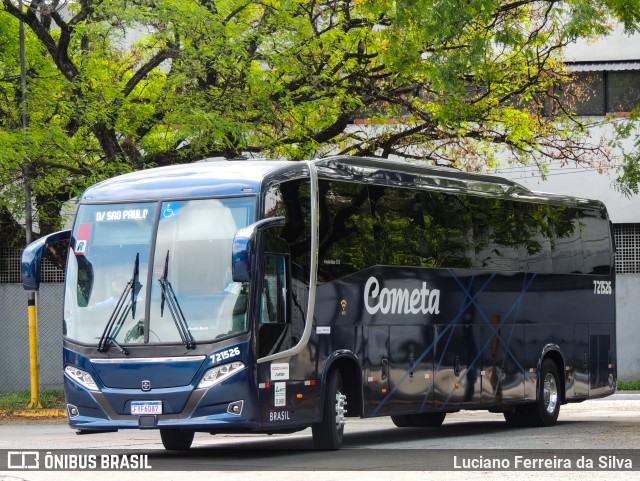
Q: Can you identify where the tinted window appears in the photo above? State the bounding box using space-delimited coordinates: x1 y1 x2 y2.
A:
580 209 612 275
317 180 376 281
421 192 474 268
265 180 312 282
263 179 312 332
470 198 524 271
549 208 583 274
370 186 432 267
472 200 588 274
268 179 608 278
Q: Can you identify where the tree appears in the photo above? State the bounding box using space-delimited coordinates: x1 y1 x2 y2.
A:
1 0 640 240
613 106 640 196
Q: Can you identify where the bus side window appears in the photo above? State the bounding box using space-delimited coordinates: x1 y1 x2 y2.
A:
580 209 612 275
258 254 290 357
550 208 583 274
261 255 287 323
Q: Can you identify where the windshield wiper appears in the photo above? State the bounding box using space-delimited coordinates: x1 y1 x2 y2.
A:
159 250 196 350
97 253 141 354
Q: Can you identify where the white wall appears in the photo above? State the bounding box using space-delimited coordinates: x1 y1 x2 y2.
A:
615 276 640 380
565 25 640 62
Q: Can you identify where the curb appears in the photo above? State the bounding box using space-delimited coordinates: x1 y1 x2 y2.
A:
0 408 66 418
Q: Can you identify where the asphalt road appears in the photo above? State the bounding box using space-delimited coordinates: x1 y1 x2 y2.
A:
1 393 639 481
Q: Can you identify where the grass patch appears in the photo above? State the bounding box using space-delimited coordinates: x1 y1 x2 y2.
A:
0 389 65 410
618 380 640 391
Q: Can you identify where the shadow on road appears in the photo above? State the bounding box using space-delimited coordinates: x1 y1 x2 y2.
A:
144 419 591 471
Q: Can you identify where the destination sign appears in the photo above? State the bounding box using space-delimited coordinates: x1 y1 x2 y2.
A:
95 209 150 222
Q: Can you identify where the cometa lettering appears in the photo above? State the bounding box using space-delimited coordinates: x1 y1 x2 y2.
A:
364 276 440 316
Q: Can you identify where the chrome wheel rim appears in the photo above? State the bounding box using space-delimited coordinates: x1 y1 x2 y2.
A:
544 373 558 414
335 391 347 428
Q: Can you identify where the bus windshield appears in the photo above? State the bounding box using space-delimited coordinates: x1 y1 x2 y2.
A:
64 197 255 347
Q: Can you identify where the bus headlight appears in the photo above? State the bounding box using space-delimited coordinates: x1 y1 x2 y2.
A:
198 362 245 389
65 365 100 391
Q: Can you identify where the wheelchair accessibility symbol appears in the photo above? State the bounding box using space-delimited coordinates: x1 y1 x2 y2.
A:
162 203 178 219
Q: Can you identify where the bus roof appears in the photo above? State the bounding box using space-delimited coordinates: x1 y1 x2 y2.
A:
316 156 606 211
80 159 297 202
79 155 606 211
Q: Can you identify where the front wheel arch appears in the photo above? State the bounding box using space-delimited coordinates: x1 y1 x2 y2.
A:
319 353 362 418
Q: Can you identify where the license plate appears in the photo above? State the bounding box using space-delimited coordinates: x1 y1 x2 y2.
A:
131 401 162 415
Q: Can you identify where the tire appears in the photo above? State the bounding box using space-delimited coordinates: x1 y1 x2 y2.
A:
160 428 195 450
503 406 529 427
411 412 446 427
312 370 347 450
391 415 415 427
527 359 561 427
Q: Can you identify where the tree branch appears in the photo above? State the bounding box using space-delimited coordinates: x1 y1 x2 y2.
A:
123 48 180 97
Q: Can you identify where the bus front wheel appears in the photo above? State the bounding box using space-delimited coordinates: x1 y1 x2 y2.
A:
160 428 195 450
312 370 347 450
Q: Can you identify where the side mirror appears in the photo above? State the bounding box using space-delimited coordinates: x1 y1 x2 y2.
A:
22 229 71 291
232 217 285 282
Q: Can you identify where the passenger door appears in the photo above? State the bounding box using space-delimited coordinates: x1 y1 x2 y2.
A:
258 253 291 358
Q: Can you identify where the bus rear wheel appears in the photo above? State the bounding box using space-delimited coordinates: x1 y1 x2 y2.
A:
391 415 414 427
411 412 446 427
160 428 195 450
527 359 561 427
392 412 446 428
503 406 529 427
312 370 347 450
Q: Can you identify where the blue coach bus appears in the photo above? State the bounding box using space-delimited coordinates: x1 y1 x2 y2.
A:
22 156 616 450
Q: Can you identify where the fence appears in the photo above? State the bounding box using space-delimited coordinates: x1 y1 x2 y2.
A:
1 283 64 393
1 248 64 393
